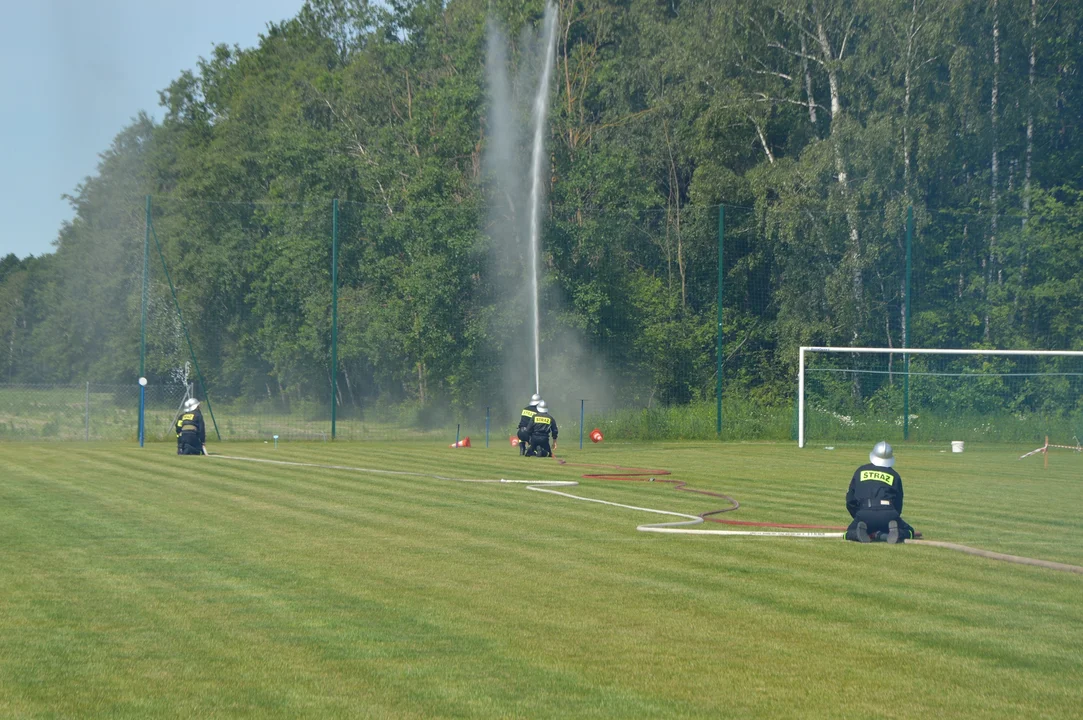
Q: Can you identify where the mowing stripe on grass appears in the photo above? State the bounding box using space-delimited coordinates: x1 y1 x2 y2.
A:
566 460 848 529
4 443 1081 718
909 539 1083 574
209 453 848 540
209 451 1083 569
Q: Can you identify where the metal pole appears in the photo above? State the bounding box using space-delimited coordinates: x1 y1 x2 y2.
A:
804 347 1083 357
140 196 149 444
141 196 149 379
903 205 913 441
331 199 339 440
716 205 724 436
798 347 806 448
139 382 145 447
85 381 90 441
580 399 585 449
485 406 490 448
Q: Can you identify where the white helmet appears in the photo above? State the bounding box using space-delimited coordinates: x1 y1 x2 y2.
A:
869 441 895 468
536 401 548 414
183 398 201 412
530 393 542 405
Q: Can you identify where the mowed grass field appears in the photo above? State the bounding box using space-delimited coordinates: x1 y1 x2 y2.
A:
1 440 1081 719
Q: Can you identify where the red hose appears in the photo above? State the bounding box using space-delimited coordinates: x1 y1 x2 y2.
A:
560 460 847 531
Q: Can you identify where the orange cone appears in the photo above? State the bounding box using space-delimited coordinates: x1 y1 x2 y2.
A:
450 437 471 448
590 428 604 443
509 435 519 447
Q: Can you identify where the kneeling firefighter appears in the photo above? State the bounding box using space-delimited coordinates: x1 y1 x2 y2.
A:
845 441 917 543
176 398 206 456
525 401 558 458
517 393 542 456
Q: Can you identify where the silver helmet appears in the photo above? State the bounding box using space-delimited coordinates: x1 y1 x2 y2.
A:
183 398 201 412
869 441 895 468
536 401 548 414
530 393 542 406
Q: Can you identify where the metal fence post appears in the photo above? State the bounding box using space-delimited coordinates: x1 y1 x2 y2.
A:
716 204 724 437
580 399 585 449
331 198 339 440
138 379 146 447
85 382 90 441
140 196 150 445
904 205 913 441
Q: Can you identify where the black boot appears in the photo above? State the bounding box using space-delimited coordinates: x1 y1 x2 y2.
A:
846 521 872 543
885 520 901 544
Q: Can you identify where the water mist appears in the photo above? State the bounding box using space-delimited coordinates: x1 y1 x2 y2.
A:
485 3 558 400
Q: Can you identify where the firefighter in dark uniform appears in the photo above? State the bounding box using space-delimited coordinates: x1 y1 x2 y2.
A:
524 401 558 458
517 393 542 455
845 441 917 543
176 398 206 455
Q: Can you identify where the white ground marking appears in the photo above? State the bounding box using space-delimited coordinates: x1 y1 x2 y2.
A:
209 454 843 539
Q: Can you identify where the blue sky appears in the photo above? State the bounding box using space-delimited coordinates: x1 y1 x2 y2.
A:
0 0 306 260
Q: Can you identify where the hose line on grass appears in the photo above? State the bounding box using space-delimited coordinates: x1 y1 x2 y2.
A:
565 461 847 530
208 454 842 539
207 454 1083 569
906 540 1083 575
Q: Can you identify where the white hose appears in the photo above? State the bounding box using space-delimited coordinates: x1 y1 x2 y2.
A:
516 481 842 537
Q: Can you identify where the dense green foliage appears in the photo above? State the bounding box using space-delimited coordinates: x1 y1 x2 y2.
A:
3 0 1082 419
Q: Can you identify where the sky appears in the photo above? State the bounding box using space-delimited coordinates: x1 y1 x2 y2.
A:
0 0 306 260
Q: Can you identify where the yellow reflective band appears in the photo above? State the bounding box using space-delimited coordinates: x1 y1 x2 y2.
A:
533 416 551 425
521 409 536 418
860 470 895 485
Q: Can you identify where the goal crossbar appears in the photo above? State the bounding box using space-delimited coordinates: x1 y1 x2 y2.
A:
797 347 1083 448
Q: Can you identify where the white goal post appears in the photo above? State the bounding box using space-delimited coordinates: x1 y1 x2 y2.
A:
797 347 1083 448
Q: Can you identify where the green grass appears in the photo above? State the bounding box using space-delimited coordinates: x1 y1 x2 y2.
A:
590 399 793 441
1 440 1081 718
804 406 1083 445
0 386 187 442
0 385 455 443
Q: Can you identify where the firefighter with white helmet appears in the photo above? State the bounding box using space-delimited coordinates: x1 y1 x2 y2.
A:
845 441 917 543
176 398 206 455
524 400 558 458
516 393 543 455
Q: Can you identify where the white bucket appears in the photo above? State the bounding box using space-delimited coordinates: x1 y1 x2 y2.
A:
951 440 965 453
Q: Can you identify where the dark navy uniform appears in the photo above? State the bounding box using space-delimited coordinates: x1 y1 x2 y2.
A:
517 404 538 455
176 409 206 455
845 463 916 542
525 409 558 458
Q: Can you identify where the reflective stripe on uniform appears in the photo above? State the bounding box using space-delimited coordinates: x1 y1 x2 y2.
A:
859 470 894 485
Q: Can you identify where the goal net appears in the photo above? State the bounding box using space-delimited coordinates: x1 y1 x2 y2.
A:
798 347 1083 448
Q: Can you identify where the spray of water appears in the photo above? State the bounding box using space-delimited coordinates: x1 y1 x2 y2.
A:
526 5 559 394
484 6 618 427
485 5 558 405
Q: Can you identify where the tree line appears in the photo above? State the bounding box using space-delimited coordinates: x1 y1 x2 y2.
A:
2 0 1081 416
